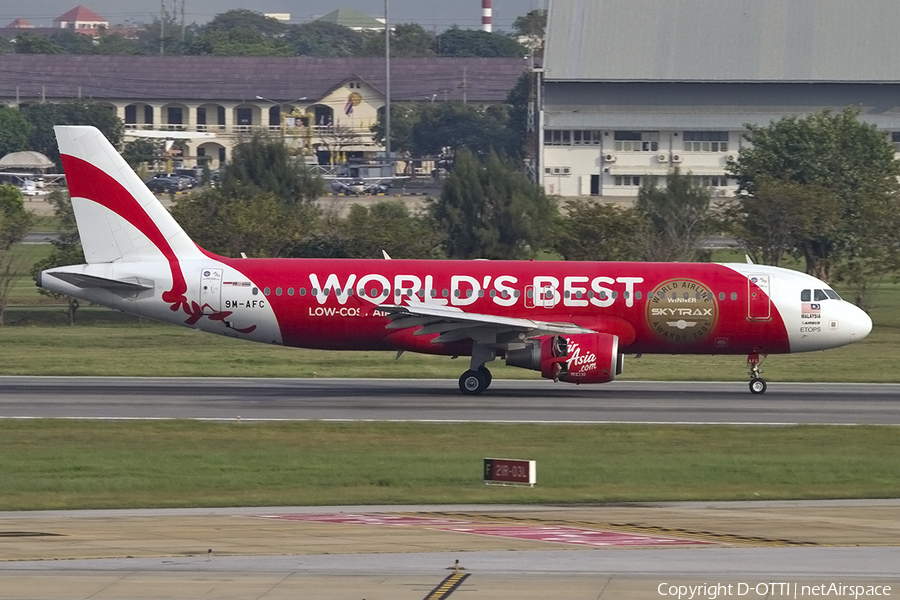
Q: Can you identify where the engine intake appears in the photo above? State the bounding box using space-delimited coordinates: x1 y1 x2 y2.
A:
506 332 621 384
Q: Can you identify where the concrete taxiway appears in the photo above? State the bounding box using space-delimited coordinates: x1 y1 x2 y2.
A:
1 501 898 599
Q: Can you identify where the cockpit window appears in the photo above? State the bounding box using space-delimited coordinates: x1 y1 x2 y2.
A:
801 289 811 302
814 289 829 301
825 289 841 300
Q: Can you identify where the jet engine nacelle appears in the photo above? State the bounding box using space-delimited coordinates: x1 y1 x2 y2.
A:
506 332 622 384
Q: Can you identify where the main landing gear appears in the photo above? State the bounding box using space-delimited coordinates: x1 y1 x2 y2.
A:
747 352 767 394
458 344 495 395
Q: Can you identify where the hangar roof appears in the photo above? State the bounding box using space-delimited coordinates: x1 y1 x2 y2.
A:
545 0 900 83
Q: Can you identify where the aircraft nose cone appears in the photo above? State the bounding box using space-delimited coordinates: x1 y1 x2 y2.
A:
848 304 873 342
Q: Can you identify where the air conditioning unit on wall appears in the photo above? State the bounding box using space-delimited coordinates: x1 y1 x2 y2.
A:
604 153 616 162
672 154 683 163
657 153 668 163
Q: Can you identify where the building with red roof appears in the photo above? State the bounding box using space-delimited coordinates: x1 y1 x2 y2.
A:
54 5 108 37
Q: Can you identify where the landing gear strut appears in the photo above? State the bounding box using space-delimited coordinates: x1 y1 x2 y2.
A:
458 343 495 395
747 352 767 394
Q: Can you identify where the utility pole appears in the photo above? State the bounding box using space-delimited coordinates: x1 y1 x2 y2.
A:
384 0 391 176
159 0 165 55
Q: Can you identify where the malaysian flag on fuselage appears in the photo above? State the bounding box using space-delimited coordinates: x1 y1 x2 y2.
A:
802 303 821 313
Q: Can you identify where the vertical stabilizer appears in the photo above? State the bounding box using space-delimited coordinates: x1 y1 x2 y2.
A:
55 126 204 264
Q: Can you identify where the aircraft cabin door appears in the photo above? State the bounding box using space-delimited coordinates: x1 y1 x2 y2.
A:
747 274 771 320
200 268 223 312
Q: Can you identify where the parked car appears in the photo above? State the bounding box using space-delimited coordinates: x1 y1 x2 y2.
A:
145 177 181 194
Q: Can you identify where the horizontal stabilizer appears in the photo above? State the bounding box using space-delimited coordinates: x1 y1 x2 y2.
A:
47 271 154 293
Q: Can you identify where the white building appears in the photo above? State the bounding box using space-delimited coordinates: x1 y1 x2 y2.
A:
540 0 900 201
0 55 526 170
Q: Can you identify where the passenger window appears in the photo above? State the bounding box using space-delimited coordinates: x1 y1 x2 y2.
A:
801 289 811 302
719 292 725 300
730 292 737 301
490 289 496 298
514 290 520 298
635 291 642 300
288 288 294 296
442 289 449 297
264 287 271 296
252 287 258 296
300 288 306 296
275 287 282 296
814 289 828 301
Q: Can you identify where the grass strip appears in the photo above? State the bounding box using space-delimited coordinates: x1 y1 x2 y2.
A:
0 420 897 510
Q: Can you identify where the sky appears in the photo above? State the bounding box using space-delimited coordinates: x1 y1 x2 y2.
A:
2 0 547 31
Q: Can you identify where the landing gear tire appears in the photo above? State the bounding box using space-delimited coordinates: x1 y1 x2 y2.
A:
478 366 492 389
459 369 488 395
749 377 767 395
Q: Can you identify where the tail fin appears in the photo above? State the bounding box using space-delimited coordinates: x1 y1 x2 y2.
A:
55 125 204 264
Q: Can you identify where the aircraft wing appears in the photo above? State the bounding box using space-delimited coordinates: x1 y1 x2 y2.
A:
380 302 592 345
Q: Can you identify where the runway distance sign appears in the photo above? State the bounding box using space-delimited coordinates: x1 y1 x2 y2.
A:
483 458 536 486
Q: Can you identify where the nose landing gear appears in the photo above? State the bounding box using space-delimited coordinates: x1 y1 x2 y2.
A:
747 352 767 394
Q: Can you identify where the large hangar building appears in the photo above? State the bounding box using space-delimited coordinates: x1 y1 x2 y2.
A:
540 0 900 201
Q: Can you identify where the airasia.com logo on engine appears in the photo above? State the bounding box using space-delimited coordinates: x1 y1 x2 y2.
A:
566 341 597 377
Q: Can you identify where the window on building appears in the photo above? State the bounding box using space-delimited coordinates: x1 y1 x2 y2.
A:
196 107 206 125
694 175 730 187
573 130 601 145
544 166 571 176
683 131 729 152
167 106 183 125
544 130 571 146
236 107 253 126
614 175 642 186
892 132 900 153
614 131 659 152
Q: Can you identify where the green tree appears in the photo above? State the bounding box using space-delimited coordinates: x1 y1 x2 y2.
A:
22 101 124 170
726 108 900 282
173 133 324 258
635 168 716 262
189 9 291 56
554 201 642 262
429 149 555 259
0 106 34 156
361 23 435 57
0 185 33 325
410 101 519 160
14 33 63 54
436 27 527 58
370 103 422 154
341 201 444 259
204 9 286 37
48 30 98 54
220 132 324 204
122 138 162 170
96 31 143 55
511 9 547 57
729 177 842 268
285 21 364 57
31 190 84 324
171 188 317 258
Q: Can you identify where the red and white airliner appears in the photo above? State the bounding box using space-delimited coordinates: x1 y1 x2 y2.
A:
38 126 873 395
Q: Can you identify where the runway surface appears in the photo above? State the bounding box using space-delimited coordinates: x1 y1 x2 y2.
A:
1 377 898 424
1 377 898 599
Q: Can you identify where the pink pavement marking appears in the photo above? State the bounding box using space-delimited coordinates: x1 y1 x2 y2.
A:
436 525 712 547
258 513 471 527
